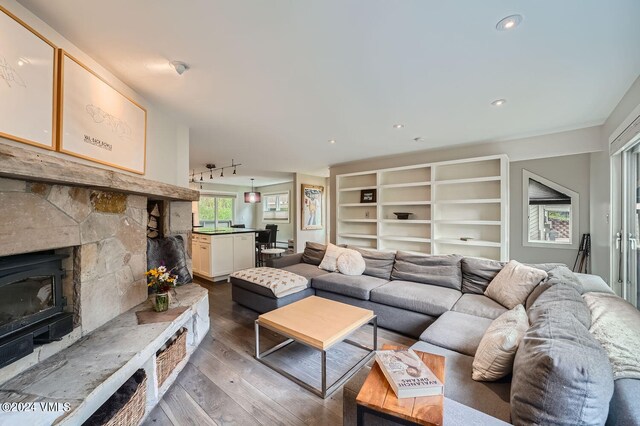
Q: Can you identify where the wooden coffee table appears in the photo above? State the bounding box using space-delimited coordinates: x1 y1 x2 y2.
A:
356 344 446 426
255 296 377 398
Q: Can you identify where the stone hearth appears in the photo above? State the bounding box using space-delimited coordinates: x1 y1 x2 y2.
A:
0 161 196 383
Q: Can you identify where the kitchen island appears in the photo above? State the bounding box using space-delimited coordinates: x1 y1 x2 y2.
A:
192 228 256 281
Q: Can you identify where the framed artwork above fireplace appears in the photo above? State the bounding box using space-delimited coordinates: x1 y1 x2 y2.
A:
58 50 147 174
0 6 57 150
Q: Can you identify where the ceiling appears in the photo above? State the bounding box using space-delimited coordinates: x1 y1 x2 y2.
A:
18 0 640 185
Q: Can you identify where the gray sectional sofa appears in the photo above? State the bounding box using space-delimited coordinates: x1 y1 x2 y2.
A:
230 242 639 425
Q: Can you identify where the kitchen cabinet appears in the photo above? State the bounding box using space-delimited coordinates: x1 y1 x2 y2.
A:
192 231 255 280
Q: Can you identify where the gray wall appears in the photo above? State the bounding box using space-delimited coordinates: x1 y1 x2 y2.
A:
510 154 591 266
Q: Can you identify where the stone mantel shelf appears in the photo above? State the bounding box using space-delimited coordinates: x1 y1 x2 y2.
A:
0 283 210 426
0 144 199 201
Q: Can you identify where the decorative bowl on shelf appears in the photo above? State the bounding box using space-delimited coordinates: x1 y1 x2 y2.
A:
393 212 413 220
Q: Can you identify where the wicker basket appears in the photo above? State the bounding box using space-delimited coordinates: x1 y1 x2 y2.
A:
85 370 146 426
156 328 187 387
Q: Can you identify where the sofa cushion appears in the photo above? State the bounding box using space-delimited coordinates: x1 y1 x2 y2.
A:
391 252 463 290
472 305 529 382
301 241 326 266
336 249 366 276
282 262 330 280
527 283 591 329
419 311 493 357
371 280 461 316
451 294 507 320
461 257 506 294
510 309 614 426
411 341 512 423
526 266 584 308
348 246 396 280
608 379 640 426
485 260 547 309
311 272 389 300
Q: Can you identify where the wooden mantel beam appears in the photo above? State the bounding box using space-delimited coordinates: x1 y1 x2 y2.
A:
0 143 199 201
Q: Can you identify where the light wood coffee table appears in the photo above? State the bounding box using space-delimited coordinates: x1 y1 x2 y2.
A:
255 296 377 398
356 344 446 425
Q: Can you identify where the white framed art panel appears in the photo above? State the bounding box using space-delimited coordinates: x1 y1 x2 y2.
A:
59 51 146 174
0 6 57 149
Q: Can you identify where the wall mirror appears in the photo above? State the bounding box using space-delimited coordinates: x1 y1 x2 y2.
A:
523 170 579 249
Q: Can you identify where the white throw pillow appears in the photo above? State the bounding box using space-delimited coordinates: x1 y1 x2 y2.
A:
472 304 529 381
318 243 347 272
336 249 366 276
484 260 547 309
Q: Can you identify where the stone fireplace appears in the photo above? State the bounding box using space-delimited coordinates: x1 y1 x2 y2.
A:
0 143 197 383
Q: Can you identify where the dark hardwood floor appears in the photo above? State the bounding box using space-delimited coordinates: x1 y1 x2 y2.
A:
143 279 415 426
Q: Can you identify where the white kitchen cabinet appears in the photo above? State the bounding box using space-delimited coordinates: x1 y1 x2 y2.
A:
192 232 255 280
233 233 255 271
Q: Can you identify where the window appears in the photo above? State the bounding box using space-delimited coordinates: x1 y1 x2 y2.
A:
197 195 234 228
262 191 290 222
523 170 579 248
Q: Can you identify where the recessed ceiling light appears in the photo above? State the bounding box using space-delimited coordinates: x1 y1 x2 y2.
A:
329 139 336 144
491 99 507 107
496 14 523 31
393 124 404 129
170 60 190 75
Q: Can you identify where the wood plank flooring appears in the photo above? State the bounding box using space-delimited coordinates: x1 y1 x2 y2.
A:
143 279 415 426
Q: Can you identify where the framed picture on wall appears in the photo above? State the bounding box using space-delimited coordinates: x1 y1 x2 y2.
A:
0 6 57 149
301 184 323 230
360 188 376 203
58 50 147 174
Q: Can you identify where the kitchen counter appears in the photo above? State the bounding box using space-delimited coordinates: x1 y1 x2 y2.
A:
193 228 259 235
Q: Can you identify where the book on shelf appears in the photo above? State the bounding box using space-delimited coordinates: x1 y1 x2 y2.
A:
375 348 444 398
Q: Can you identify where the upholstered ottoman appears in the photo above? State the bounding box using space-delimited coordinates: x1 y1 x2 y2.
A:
230 267 315 313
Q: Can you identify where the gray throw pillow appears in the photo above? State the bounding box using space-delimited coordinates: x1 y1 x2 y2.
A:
527 283 591 329
391 251 463 290
301 242 326 266
347 246 396 280
461 257 506 294
511 309 614 426
526 266 584 309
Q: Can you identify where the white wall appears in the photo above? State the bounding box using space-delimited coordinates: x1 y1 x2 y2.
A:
255 182 294 243
294 173 329 253
330 127 603 265
510 154 591 266
0 0 189 188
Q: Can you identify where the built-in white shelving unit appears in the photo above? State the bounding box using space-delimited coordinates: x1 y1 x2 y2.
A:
336 155 509 260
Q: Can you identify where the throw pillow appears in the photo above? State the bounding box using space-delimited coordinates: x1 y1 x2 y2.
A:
336 249 366 276
301 242 327 266
484 260 547 309
461 257 506 294
318 243 347 272
472 304 529 381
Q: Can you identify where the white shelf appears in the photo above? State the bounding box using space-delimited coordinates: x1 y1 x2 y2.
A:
339 219 377 223
434 238 501 247
379 182 431 189
381 219 431 224
380 236 431 243
339 203 378 207
380 201 431 206
339 233 378 239
339 186 377 192
434 220 501 225
434 198 501 204
433 176 501 185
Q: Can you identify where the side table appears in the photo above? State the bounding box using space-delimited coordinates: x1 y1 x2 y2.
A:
356 344 445 426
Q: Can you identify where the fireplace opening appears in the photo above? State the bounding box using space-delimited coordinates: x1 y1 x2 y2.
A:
0 251 74 368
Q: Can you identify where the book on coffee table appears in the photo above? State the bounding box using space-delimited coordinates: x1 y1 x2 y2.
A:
375 348 444 398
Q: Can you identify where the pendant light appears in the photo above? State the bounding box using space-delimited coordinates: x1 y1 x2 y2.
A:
244 178 261 203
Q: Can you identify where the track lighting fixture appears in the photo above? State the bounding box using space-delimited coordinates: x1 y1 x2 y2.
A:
190 159 242 182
